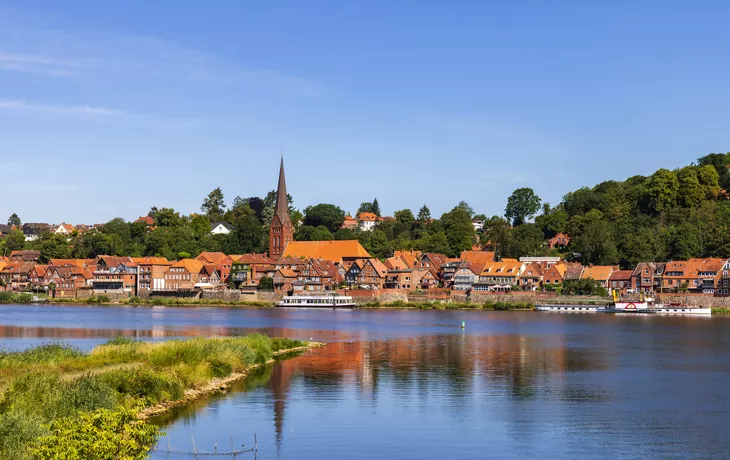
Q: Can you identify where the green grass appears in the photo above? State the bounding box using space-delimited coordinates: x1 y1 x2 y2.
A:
712 307 730 315
0 292 34 304
0 334 309 458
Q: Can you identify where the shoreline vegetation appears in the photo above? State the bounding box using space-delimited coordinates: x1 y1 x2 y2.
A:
0 335 318 459
3 293 730 313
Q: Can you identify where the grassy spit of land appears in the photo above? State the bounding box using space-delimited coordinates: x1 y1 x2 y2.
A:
0 335 317 459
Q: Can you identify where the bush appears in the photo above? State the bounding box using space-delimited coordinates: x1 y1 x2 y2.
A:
31 408 159 460
0 410 47 460
99 369 183 404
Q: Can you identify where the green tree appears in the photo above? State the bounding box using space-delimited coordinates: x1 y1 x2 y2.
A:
37 234 73 263
456 201 474 218
697 164 721 199
224 214 266 255
440 206 476 257
572 220 619 265
417 205 431 222
372 198 381 217
677 167 704 207
201 187 226 220
357 202 373 216
535 209 568 238
417 231 450 254
4 230 25 252
365 229 390 259
295 225 334 241
504 223 544 258
334 228 357 240
505 188 542 226
154 208 182 227
394 209 415 226
647 168 679 214
667 223 702 260
7 213 21 227
258 276 274 290
303 204 346 233
191 214 212 239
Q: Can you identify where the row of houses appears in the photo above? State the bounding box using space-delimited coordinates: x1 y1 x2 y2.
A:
3 243 730 297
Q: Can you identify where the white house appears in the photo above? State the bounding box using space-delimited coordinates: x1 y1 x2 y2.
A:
210 222 234 235
54 223 75 235
358 212 380 232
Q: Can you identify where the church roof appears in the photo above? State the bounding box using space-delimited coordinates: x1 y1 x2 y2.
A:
281 240 371 263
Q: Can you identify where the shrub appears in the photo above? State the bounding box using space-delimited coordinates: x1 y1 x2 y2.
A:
0 410 47 460
99 369 183 404
31 408 159 460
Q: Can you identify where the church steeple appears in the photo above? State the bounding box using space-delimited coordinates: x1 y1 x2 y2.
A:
274 156 289 224
269 157 293 260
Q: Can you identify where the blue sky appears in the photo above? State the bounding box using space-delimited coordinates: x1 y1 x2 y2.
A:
1 1 729 224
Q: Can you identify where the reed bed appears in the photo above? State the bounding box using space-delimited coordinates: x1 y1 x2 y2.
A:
0 334 307 459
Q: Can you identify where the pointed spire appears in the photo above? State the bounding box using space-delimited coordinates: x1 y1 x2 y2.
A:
274 156 289 223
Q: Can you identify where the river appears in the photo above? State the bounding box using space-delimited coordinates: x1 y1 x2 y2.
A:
1 304 729 459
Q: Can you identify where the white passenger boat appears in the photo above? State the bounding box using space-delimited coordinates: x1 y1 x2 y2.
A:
276 293 356 309
602 295 712 315
535 305 600 312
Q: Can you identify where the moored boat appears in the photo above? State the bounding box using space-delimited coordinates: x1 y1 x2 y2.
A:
535 305 600 312
276 293 356 309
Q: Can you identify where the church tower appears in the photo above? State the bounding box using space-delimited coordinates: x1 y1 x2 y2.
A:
269 157 294 259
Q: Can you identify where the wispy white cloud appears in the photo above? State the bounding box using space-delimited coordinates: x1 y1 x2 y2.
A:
0 99 120 116
0 22 329 98
0 52 78 76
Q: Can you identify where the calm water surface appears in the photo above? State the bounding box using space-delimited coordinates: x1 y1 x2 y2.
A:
1 304 729 459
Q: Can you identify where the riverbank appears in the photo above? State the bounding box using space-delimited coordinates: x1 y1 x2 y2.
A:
0 335 317 459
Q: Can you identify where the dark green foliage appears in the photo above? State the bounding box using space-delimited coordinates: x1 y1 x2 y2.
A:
560 278 608 296
303 203 346 233
505 188 542 226
7 213 21 227
258 276 274 291
98 369 183 403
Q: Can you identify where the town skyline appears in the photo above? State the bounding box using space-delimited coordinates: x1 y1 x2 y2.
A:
3 2 730 222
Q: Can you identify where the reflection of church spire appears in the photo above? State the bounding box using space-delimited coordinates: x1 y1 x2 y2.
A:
269 360 294 451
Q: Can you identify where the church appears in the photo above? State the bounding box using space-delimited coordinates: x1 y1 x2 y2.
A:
269 159 371 263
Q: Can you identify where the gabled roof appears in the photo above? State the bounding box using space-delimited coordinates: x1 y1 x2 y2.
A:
357 212 380 222
365 258 388 278
55 223 75 233
196 252 229 265
50 259 95 268
236 253 275 264
581 266 615 282
460 250 495 265
10 250 41 261
480 260 524 278
385 257 408 271
170 259 204 273
563 264 585 280
277 268 298 278
342 216 359 229
0 224 10 233
130 257 171 265
609 270 633 281
394 250 421 268
211 221 235 231
282 241 371 263
32 265 49 277
691 258 726 273
420 253 448 269
135 216 155 226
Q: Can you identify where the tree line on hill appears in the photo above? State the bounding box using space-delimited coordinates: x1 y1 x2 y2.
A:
3 152 730 268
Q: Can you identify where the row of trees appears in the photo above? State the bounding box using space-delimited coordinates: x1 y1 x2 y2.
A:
4 152 730 267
